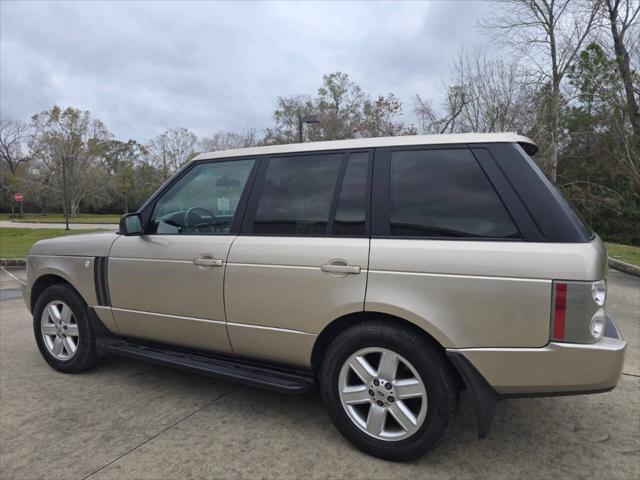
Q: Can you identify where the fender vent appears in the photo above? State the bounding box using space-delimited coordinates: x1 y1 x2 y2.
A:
94 257 111 306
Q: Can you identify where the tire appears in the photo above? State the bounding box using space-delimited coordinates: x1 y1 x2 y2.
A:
320 321 458 461
33 283 98 373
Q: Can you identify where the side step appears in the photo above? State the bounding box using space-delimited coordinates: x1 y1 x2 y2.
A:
103 341 315 395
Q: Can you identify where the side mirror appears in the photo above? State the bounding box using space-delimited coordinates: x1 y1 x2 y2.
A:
119 213 144 236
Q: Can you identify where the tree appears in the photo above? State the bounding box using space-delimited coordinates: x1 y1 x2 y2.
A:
415 86 469 134
264 72 411 143
147 127 197 181
29 106 112 216
562 42 639 242
360 94 416 137
415 51 533 136
198 129 258 152
452 51 536 133
0 118 31 216
483 0 602 180
263 95 316 144
605 0 640 136
102 139 147 213
131 159 163 209
315 72 365 140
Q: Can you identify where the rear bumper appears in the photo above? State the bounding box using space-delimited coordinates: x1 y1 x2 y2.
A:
448 314 626 395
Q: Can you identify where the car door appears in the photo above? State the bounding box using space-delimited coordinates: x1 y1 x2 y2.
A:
225 150 371 366
366 146 552 349
108 157 257 353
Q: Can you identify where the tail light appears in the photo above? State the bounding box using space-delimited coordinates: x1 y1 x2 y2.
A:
551 279 607 343
553 282 567 339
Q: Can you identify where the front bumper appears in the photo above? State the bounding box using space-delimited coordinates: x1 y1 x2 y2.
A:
449 314 626 395
22 282 31 313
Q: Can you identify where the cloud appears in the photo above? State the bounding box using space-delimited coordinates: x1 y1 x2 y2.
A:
0 0 493 141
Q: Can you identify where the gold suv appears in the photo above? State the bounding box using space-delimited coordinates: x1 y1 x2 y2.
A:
23 133 625 460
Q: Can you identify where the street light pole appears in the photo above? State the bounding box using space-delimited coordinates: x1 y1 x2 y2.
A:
298 114 321 143
62 155 70 231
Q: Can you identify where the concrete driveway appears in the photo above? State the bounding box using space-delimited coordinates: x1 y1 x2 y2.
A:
0 268 638 479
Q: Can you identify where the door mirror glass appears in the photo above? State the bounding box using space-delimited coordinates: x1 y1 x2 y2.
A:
119 213 143 236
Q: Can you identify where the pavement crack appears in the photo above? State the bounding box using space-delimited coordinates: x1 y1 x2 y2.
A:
80 385 238 480
622 373 640 378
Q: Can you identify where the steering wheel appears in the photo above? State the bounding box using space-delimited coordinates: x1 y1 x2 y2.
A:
184 207 218 233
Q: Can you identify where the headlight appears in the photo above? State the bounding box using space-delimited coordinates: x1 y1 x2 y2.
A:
590 308 606 339
591 280 606 306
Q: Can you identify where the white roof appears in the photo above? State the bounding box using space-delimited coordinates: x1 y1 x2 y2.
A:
192 132 536 161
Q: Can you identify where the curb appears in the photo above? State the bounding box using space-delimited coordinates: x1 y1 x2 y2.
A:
0 259 26 267
608 257 640 277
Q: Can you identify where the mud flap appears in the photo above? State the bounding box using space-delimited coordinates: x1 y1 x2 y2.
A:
447 351 500 439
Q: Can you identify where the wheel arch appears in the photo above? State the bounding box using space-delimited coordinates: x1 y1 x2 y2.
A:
311 311 458 378
27 255 98 312
30 273 87 312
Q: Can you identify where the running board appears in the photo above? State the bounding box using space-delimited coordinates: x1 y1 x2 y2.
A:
104 341 315 395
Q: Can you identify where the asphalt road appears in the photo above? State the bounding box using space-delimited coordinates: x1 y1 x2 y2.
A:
0 268 638 479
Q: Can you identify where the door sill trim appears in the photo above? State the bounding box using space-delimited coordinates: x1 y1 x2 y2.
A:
103 339 315 394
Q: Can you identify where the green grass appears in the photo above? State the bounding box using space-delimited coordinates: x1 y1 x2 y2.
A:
606 243 640 266
0 228 105 259
0 213 120 224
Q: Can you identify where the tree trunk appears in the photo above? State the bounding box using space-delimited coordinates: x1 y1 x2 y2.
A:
548 9 560 183
549 78 561 182
70 199 80 217
39 194 47 215
608 0 640 137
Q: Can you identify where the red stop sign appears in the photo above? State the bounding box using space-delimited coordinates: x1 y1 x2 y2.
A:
14 193 24 202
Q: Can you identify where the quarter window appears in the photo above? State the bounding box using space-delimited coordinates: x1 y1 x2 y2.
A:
389 149 519 238
149 159 255 234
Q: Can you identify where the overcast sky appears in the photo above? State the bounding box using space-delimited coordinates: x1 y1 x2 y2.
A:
1 0 494 141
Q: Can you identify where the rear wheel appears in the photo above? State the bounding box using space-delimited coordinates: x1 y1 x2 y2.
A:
33 284 98 373
320 321 458 461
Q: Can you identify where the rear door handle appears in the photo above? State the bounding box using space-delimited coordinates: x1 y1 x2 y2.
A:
193 254 224 267
321 263 361 275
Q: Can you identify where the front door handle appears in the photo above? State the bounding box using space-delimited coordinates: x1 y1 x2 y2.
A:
321 263 361 275
193 254 224 267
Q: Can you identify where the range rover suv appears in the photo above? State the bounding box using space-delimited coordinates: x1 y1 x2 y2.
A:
23 133 625 460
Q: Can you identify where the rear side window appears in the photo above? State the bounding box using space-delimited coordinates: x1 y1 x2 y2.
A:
389 149 520 238
251 151 369 236
254 153 343 235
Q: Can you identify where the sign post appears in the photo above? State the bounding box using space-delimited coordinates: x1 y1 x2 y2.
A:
62 156 71 231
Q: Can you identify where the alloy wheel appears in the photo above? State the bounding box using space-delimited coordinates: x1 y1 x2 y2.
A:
338 347 428 441
40 300 79 361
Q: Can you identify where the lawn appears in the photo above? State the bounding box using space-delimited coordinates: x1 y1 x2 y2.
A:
0 213 120 224
606 242 640 266
0 228 105 259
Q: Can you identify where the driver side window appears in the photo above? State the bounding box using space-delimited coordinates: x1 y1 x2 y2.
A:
149 159 255 235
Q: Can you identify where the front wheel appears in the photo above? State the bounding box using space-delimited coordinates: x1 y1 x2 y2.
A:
320 321 458 461
33 284 98 373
